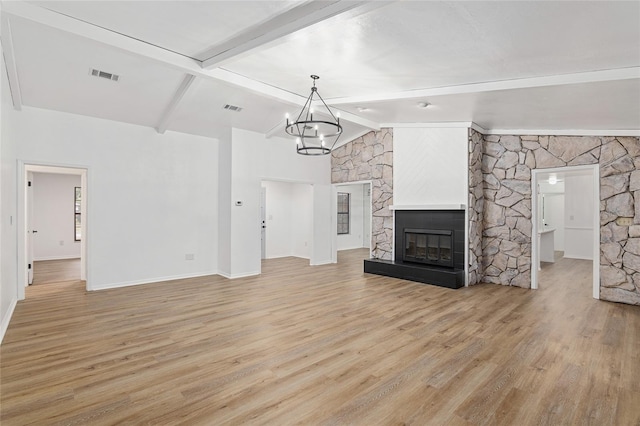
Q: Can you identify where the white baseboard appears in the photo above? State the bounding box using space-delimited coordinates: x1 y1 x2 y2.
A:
563 254 593 261
89 270 219 291
34 255 81 261
0 298 18 345
310 259 335 266
217 270 261 279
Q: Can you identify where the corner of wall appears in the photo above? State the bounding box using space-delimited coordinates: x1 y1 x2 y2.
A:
0 297 17 345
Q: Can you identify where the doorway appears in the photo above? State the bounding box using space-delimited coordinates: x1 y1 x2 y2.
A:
19 164 88 299
30 172 82 285
531 165 599 298
334 181 372 264
260 180 313 261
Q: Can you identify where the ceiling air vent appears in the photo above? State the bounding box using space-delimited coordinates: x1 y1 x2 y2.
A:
223 104 243 112
89 68 120 82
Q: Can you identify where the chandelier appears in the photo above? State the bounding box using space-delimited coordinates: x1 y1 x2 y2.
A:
285 75 343 155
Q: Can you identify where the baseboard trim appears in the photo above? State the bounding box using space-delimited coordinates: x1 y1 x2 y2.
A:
562 255 593 261
310 259 334 266
34 255 81 261
89 271 219 291
0 298 18 345
217 270 261 279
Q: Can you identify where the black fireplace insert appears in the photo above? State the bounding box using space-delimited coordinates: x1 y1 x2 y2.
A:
403 229 453 267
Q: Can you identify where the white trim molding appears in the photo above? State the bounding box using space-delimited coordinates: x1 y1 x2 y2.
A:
0 298 18 345
389 204 466 210
217 270 261 280
89 271 220 291
482 128 640 137
383 122 474 129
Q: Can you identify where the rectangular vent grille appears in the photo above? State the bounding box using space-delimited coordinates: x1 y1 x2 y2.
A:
89 68 119 82
223 104 243 112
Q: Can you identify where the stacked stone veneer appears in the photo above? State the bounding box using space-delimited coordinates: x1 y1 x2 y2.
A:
332 127 640 305
481 134 640 305
468 128 484 285
331 129 393 260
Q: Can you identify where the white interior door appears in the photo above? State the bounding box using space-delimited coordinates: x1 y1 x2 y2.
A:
27 171 34 285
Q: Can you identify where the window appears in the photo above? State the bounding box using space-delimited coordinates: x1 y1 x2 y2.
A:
337 192 350 235
74 187 81 241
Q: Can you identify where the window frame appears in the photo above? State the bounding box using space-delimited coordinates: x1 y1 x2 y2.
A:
337 192 350 235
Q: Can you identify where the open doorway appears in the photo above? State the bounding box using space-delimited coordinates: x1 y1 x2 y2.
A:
334 181 372 264
260 180 313 261
531 165 599 299
19 164 88 299
30 172 82 285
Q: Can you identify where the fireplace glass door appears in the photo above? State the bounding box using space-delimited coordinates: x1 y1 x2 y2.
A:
404 229 454 267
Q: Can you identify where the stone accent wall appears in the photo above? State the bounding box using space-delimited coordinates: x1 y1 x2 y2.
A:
481 135 533 287
481 134 640 305
468 128 484 285
331 129 393 260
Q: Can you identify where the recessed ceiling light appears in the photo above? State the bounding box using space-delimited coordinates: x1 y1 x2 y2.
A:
417 102 430 108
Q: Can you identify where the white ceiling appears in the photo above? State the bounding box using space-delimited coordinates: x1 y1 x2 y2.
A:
2 0 639 144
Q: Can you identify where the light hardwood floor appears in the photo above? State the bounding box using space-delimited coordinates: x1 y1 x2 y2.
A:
2 249 639 425
32 258 81 285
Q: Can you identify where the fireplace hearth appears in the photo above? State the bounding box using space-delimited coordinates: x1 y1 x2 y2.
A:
364 209 465 289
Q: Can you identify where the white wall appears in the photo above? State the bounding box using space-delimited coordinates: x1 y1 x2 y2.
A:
217 129 232 277
263 181 292 258
336 183 368 251
4 106 220 290
262 181 312 259
32 172 82 260
291 183 313 258
1 34 20 343
540 181 565 251
543 194 565 251
222 128 330 277
393 127 468 206
564 174 594 260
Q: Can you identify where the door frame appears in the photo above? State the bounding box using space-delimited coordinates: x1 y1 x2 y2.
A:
531 164 599 299
332 180 373 262
260 186 266 260
17 161 89 299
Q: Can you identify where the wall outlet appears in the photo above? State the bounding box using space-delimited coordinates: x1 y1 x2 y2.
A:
304 241 308 247
59 240 64 246
569 215 574 220
185 253 195 261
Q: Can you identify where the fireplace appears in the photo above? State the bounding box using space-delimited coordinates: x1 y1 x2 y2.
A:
404 229 453 267
364 209 465 289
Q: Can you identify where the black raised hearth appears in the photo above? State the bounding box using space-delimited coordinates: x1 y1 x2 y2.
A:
364 209 465 289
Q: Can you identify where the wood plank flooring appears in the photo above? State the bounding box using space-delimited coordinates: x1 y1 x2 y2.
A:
32 258 80 285
2 249 639 425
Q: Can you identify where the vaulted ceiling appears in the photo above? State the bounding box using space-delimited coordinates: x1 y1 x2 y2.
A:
2 0 639 144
